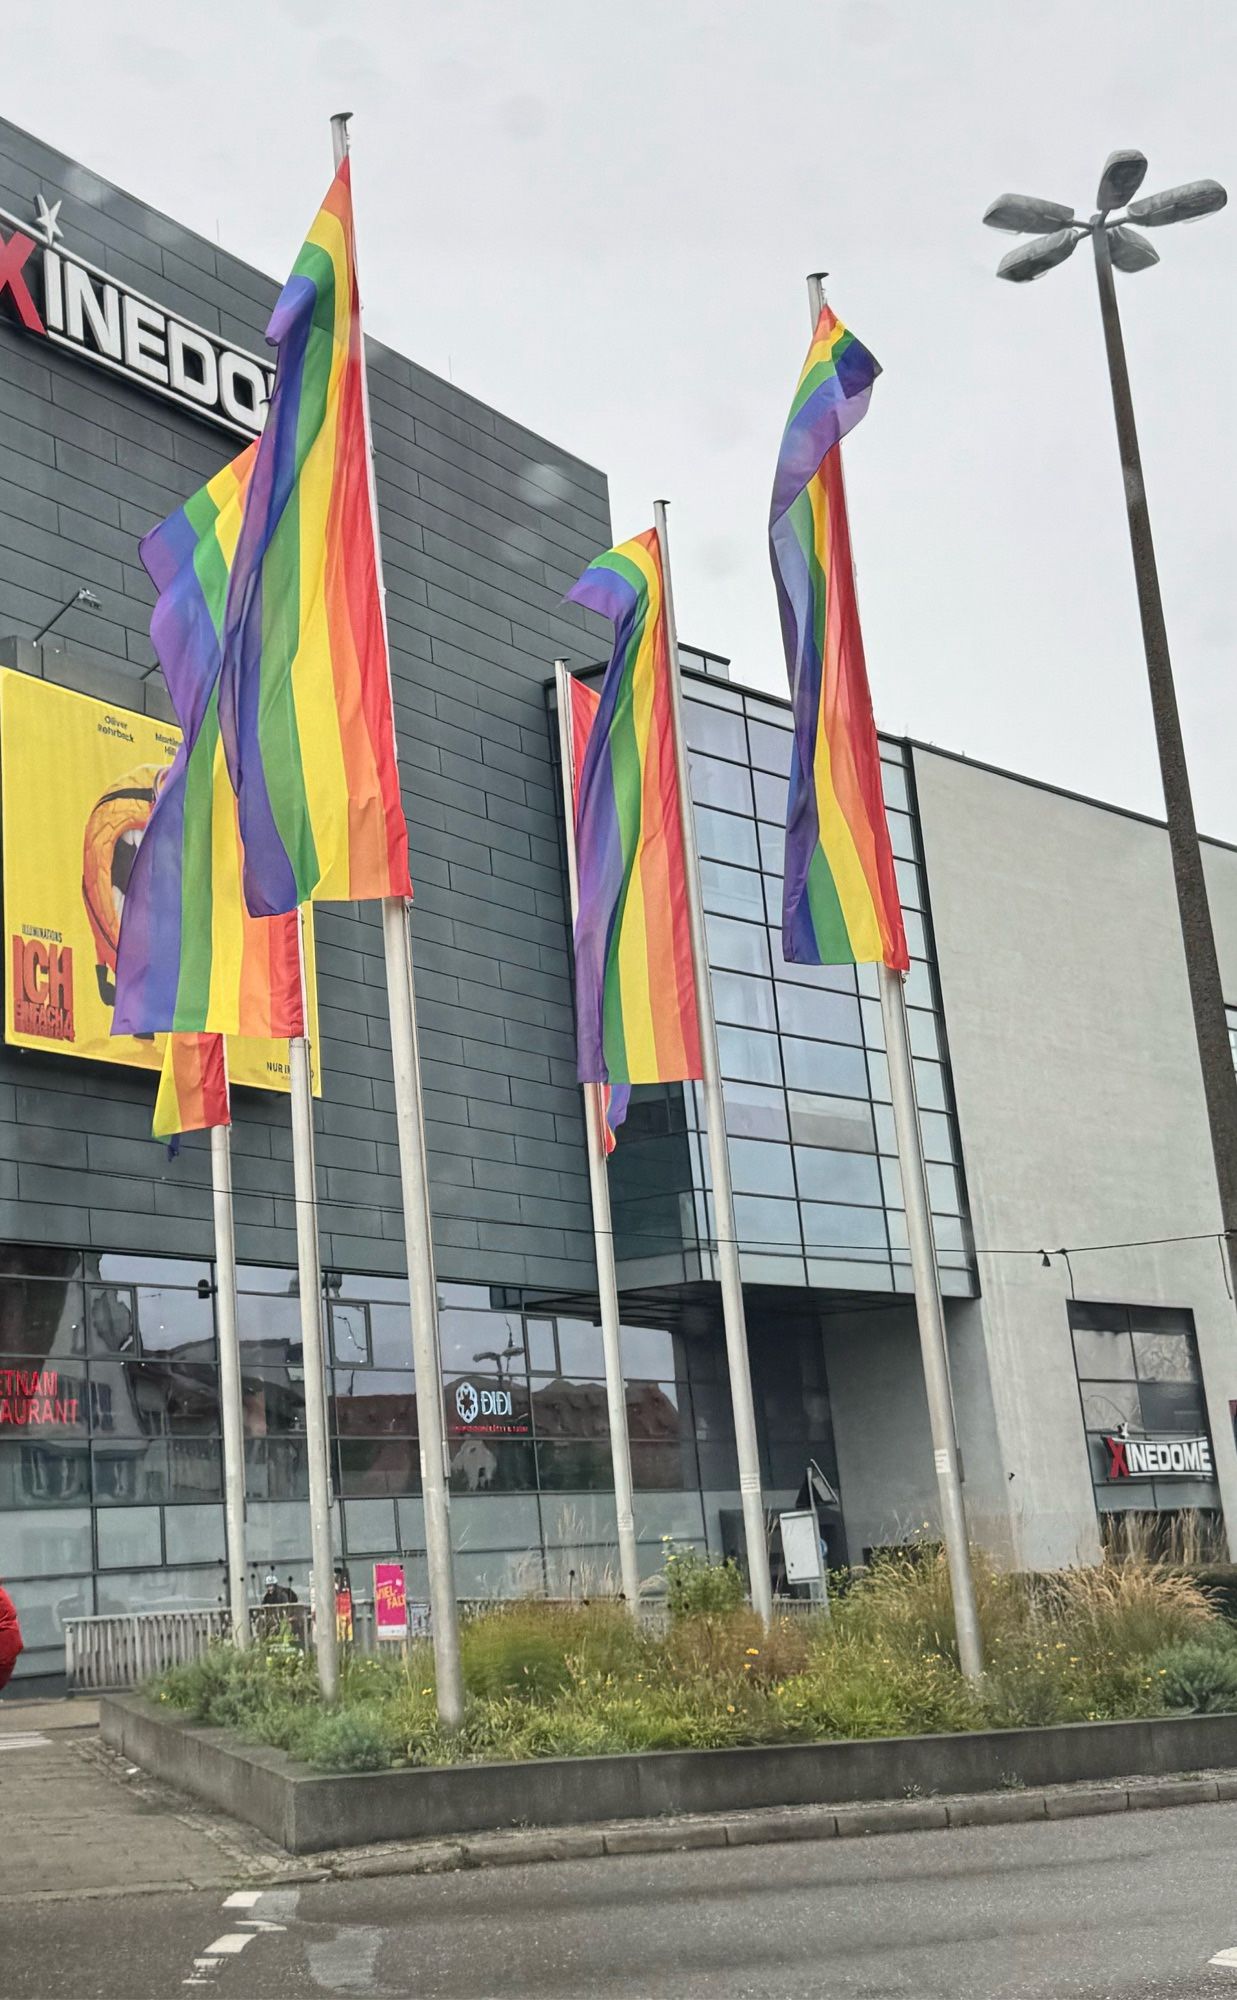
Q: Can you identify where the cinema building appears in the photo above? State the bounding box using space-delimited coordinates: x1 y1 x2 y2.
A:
0 118 1233 1683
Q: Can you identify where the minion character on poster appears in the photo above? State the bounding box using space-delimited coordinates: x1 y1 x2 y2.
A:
0 669 315 1093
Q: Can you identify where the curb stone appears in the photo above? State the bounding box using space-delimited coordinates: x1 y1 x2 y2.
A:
314 1771 1237 1882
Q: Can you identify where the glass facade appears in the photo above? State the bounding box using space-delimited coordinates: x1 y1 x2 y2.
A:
609 676 976 1297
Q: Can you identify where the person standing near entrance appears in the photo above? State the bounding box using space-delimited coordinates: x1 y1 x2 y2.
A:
0 1583 23 1694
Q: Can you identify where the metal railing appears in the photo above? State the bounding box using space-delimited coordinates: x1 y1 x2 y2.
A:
65 1591 821 1691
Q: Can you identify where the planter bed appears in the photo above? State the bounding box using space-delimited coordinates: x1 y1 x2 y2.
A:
101 1691 1237 1857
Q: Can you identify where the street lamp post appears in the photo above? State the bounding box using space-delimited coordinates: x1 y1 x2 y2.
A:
983 153 1237 1271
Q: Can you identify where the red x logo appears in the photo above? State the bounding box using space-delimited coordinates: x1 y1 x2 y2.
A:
1105 1436 1129 1479
0 229 44 334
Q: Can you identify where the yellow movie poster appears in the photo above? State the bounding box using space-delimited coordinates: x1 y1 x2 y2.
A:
0 669 318 1095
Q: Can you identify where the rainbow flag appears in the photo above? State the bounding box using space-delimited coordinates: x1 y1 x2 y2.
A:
218 157 411 918
113 447 303 1041
564 536 701 1085
769 305 908 971
153 1033 230 1149
601 1082 631 1155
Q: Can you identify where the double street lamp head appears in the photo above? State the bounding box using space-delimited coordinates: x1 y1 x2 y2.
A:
983 152 1226 283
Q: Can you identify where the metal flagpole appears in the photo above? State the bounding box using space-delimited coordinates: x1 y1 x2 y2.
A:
211 1077 248 1649
654 502 773 1626
552 660 642 1610
805 274 982 1680
332 112 464 1727
290 909 340 1700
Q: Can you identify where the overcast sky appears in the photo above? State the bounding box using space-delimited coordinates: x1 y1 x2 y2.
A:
8 1 1235 831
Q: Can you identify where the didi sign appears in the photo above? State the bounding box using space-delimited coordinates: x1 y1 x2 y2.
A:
373 1562 408 1642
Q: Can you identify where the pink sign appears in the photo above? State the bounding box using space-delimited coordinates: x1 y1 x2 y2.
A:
373 1562 408 1641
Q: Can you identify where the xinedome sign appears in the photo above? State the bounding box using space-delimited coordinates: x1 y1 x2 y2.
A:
0 194 272 437
1103 1433 1215 1481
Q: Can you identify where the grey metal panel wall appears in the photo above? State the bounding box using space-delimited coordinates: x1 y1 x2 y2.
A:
0 118 607 1292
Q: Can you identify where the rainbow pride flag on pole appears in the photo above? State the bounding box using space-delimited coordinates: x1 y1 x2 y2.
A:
218 157 411 919
113 446 303 1042
769 305 908 971
153 1033 230 1149
565 530 702 1086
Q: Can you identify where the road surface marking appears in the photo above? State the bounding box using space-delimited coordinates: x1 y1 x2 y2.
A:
223 1891 262 1910
203 1934 256 1956
1209 1947 1237 1966
0 1732 49 1751
193 1961 221 1973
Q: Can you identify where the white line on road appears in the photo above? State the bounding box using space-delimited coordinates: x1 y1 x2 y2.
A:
0 1733 49 1751
1209 1947 1237 1966
193 1961 221 1972
203 1934 257 1956
223 1891 263 1910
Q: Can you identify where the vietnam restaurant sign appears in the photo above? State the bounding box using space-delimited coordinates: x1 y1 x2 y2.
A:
1103 1433 1215 1481
0 194 272 437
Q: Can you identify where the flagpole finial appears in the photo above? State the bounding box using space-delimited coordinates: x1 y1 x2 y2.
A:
330 113 353 170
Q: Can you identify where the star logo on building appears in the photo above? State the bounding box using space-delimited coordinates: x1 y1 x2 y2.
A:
455 1382 479 1425
33 193 63 245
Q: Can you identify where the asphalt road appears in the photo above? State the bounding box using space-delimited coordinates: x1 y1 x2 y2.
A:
8 1803 1237 1998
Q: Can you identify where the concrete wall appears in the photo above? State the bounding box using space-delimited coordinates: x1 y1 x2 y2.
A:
0 117 609 1292
914 745 1237 1568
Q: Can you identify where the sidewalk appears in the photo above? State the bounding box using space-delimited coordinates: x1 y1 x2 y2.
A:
0 1699 304 1902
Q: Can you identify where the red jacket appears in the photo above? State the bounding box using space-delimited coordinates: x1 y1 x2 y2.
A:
0 1585 23 1689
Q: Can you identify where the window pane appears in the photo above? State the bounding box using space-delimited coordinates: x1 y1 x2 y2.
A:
337 1437 419 1497
697 805 759 868
895 858 922 910
788 1092 875 1152
1132 1329 1200 1383
803 1203 889 1251
781 1037 868 1097
885 808 916 861
92 1438 221 1505
733 1194 801 1246
907 1010 941 1063
690 753 753 814
722 1081 788 1142
775 984 863 1044
88 1288 137 1356
794 1148 883 1206
630 1439 697 1490
684 701 748 762
242 1369 306 1437
330 1302 370 1367
450 1438 535 1493
712 971 776 1033
752 768 788 824
620 1324 678 1377
136 1286 214 1357
903 909 927 958
237 1291 304 1362
245 1437 312 1501
0 1277 86 1360
368 1303 414 1370
332 1371 416 1435
525 1320 557 1372
96 1505 161 1569
164 1504 226 1566
5 1506 93 1577
919 1110 956 1163
536 1440 615 1491
728 1139 796 1198
555 1319 606 1376
860 996 884 1049
927 1162 962 1214
89 1360 220 1438
757 821 785 878
531 1375 609 1438
707 914 770 977
1139 1382 1206 1432
1080 1380 1141 1429
1071 1323 1135 1380
438 1308 525 1377
0 1438 90 1508
625 1380 690 1442
913 1060 947 1113
747 718 792 774
718 1026 781 1086
701 859 765 922
881 762 910 811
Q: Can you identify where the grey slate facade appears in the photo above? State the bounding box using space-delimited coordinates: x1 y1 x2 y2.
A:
0 115 606 1296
